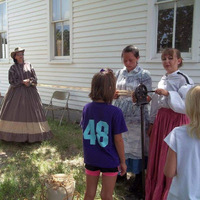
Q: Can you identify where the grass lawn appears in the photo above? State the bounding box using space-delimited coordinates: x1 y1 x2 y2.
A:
0 119 134 200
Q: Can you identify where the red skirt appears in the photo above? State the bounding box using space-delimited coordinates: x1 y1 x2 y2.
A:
145 108 189 200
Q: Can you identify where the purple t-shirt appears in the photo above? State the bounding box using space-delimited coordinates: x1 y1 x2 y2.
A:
81 102 128 168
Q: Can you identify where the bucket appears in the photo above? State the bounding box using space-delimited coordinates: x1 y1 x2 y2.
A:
45 174 75 200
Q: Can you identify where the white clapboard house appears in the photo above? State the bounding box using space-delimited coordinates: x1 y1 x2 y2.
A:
0 0 199 121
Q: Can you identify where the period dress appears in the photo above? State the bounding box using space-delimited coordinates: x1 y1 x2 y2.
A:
145 70 194 200
0 62 53 142
114 66 152 173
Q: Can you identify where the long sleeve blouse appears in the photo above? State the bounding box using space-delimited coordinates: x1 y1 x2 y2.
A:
150 70 194 123
9 62 37 88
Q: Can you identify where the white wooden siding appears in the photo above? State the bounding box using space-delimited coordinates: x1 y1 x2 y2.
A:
0 0 199 114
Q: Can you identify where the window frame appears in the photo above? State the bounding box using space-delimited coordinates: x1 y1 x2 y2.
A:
0 0 8 62
146 0 200 63
48 0 72 64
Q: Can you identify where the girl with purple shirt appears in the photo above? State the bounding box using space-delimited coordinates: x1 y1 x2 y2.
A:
81 68 127 200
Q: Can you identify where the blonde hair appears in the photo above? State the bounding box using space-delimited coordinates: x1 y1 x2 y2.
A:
186 85 200 139
89 68 116 104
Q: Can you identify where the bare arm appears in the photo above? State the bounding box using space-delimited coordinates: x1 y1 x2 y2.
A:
114 133 127 176
164 147 177 178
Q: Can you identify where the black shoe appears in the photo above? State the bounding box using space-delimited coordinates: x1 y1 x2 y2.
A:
129 180 139 192
129 185 144 199
129 172 142 192
135 189 144 200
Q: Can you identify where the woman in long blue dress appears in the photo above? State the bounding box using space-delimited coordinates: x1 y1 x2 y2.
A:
114 45 152 197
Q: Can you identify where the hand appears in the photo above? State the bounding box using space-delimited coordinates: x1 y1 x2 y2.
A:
113 90 119 99
155 88 169 96
147 95 152 103
119 162 127 176
23 79 30 87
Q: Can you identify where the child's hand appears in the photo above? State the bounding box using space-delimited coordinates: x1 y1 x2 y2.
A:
119 162 127 176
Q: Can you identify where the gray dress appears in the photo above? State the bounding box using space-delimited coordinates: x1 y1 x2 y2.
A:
114 66 152 163
0 62 53 142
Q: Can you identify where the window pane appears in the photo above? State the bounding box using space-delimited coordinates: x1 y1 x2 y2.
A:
0 3 6 31
52 1 70 57
2 2 6 31
0 2 7 59
52 0 61 21
62 0 69 19
63 22 70 56
0 32 7 59
0 8 2 30
0 33 2 58
175 1 194 52
157 3 174 53
55 23 62 56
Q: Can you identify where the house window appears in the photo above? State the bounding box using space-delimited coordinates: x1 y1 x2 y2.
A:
157 0 194 53
51 0 70 58
146 0 200 61
0 1 7 59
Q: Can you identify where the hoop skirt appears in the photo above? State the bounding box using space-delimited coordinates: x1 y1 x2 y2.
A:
0 63 53 142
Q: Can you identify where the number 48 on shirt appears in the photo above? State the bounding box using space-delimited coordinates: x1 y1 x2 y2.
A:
83 119 109 148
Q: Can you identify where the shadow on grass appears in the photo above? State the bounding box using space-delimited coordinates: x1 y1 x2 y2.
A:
0 119 85 200
0 119 136 200
0 143 42 199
